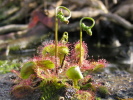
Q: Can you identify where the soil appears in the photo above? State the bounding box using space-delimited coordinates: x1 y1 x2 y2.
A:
0 73 41 100
93 70 133 100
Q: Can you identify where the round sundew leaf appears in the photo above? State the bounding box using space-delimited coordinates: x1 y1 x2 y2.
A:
58 46 69 55
20 61 35 79
66 66 83 80
11 85 34 98
75 43 80 50
36 60 55 70
58 46 69 65
93 64 104 72
42 44 55 56
75 43 85 57
75 43 84 52
74 43 85 63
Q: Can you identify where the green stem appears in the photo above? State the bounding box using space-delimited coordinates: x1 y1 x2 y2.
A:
79 25 83 67
79 17 95 67
55 6 71 73
55 16 58 70
73 79 79 89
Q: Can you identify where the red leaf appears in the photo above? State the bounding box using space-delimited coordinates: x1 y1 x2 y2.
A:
28 15 39 28
28 10 54 29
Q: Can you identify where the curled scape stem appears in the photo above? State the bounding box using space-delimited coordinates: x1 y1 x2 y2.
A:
56 6 71 24
55 6 71 72
79 17 95 67
60 32 68 44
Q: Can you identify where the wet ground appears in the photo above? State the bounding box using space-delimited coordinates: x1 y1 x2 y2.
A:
93 69 133 99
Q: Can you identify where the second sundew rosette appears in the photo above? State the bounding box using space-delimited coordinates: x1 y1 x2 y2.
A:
37 40 69 66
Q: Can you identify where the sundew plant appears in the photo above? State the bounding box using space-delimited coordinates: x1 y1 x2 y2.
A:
11 6 108 100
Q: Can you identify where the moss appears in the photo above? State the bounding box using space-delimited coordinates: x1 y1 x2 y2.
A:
0 60 20 74
97 86 109 98
40 80 67 100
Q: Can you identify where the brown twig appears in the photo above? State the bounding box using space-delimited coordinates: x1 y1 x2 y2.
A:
0 24 28 34
101 13 133 30
1 0 37 24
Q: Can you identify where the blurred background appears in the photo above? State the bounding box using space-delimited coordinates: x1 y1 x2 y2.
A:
0 0 133 73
